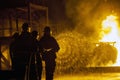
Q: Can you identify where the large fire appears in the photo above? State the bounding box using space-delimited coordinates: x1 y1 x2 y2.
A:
100 14 120 66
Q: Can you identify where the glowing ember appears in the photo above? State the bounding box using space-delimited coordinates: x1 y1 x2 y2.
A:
100 14 120 66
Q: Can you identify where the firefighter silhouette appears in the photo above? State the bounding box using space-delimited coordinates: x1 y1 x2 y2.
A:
10 23 33 80
29 30 42 80
10 32 19 70
39 26 60 80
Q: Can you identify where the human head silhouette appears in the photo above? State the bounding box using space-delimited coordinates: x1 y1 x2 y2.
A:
43 26 51 36
31 30 38 38
22 23 29 31
44 26 50 32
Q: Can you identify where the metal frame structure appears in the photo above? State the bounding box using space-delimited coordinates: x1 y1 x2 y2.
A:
0 1 48 70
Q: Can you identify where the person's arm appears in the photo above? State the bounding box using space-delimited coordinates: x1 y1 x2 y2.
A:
52 37 60 52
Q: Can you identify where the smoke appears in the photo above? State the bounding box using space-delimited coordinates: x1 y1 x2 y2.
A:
64 0 119 40
54 0 119 74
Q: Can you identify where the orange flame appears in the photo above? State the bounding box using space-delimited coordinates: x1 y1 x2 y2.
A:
100 14 120 66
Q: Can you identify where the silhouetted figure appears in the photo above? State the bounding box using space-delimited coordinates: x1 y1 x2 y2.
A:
30 30 42 80
9 32 19 70
12 23 33 80
39 26 60 80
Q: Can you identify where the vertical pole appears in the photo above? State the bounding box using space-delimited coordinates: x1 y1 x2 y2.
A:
0 42 2 70
0 43 2 70
28 2 31 26
8 13 12 36
27 1 32 32
15 9 19 31
2 18 4 36
46 7 49 25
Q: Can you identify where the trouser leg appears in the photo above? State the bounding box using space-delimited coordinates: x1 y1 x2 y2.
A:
45 60 56 80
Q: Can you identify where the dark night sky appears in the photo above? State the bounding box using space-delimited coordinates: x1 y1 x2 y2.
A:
0 0 70 24
0 0 120 31
47 0 120 18
47 0 70 25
